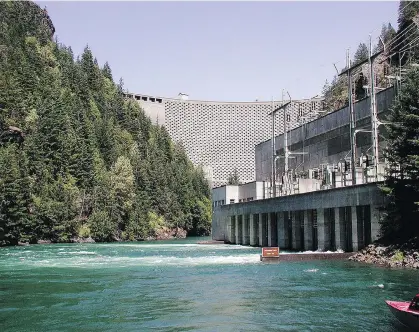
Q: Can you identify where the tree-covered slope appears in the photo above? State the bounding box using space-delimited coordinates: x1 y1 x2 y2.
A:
0 1 211 245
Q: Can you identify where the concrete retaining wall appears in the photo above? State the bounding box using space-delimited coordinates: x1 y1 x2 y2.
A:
212 183 387 252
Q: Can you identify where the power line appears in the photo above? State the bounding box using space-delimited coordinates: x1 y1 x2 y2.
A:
387 24 418 51
387 22 416 48
398 34 419 53
399 0 417 17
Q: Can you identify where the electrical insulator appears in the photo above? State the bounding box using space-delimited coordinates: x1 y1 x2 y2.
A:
345 161 350 172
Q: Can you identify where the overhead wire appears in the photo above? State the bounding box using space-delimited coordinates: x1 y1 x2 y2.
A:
386 22 416 48
398 33 419 53
387 25 418 52
291 1 418 101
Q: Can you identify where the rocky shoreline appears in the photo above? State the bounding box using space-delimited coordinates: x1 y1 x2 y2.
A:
16 227 189 246
349 238 419 269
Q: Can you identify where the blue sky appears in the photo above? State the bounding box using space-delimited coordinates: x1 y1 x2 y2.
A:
36 1 399 101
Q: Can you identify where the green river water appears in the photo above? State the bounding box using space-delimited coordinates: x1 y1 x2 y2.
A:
0 237 418 331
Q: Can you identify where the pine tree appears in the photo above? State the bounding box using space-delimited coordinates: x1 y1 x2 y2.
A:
395 1 419 65
398 0 419 31
102 61 113 81
381 68 419 240
0 1 212 245
0 145 33 245
353 43 369 65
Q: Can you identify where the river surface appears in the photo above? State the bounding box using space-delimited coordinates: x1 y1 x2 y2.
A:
0 237 418 331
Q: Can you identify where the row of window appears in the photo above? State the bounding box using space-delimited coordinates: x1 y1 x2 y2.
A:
125 94 163 103
212 197 255 208
239 197 254 203
229 197 254 204
213 200 225 208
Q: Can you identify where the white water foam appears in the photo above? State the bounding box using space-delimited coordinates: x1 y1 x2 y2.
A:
283 250 345 255
57 251 97 255
25 254 262 268
97 243 252 250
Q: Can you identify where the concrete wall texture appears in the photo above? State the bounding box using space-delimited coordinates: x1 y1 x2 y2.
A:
212 181 266 208
124 92 324 187
212 183 387 252
255 87 395 182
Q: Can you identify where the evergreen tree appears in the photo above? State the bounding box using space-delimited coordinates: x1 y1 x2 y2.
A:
398 0 419 31
0 145 33 245
353 43 369 65
394 1 419 65
381 68 419 241
322 75 348 113
0 1 211 245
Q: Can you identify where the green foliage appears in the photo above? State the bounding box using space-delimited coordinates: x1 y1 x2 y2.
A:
394 1 419 66
392 250 404 262
322 75 348 113
78 224 91 238
0 1 211 245
381 68 419 240
398 1 419 31
0 145 33 245
89 211 115 242
353 43 369 65
380 23 396 45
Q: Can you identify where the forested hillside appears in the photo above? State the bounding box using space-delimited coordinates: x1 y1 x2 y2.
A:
0 1 211 246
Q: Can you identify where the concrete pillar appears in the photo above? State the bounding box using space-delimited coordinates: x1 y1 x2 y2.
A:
225 215 230 243
243 215 250 245
334 207 346 251
351 206 359 252
291 211 302 250
236 215 243 244
263 214 268 247
277 211 287 248
259 213 268 247
317 208 327 251
325 209 336 251
230 216 236 244
285 211 292 249
267 213 272 247
235 215 242 244
249 214 259 246
304 210 313 251
271 213 278 247
370 205 381 242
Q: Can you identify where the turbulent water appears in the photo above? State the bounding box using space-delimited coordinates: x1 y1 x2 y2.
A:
0 237 418 331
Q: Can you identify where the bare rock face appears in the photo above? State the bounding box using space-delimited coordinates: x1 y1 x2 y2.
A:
70 237 95 243
349 238 419 269
37 239 52 244
148 227 187 241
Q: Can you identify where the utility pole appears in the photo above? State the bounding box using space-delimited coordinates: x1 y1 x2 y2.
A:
346 49 357 185
339 42 385 186
369 35 379 182
283 90 289 176
268 92 292 195
271 96 276 198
